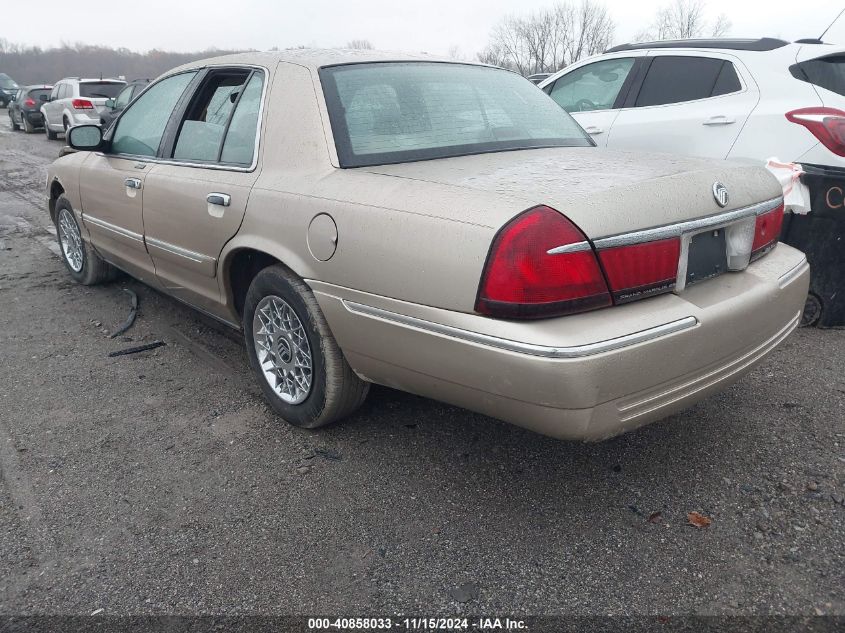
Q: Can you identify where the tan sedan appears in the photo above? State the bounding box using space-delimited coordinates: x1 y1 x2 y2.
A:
48 50 809 440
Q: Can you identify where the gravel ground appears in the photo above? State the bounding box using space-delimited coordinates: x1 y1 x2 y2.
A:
0 116 843 622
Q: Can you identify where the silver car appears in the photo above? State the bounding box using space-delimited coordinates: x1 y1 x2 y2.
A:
41 77 125 139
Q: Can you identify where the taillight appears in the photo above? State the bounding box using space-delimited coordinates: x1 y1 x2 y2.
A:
475 206 611 319
24 97 36 107
71 98 93 109
751 203 784 260
786 107 845 156
597 238 680 303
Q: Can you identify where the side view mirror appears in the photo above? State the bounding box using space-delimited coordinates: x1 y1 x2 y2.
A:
105 98 115 109
67 125 104 151
39 94 48 102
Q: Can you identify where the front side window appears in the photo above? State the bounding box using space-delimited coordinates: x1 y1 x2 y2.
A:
58 84 70 100
50 85 60 101
112 72 197 157
172 69 251 162
321 62 592 167
548 58 635 113
635 56 739 107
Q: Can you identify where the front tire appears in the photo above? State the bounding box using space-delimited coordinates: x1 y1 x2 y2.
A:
55 196 116 285
243 265 369 429
45 120 57 140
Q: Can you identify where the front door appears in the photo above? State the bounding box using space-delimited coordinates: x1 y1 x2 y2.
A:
141 69 265 314
77 71 199 279
544 55 641 146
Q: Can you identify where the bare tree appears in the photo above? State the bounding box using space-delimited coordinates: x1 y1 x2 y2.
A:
346 39 374 50
636 0 731 41
477 1 614 76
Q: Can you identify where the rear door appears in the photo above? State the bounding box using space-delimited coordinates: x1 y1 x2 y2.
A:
78 71 198 279
141 67 266 313
607 53 759 158
543 54 644 146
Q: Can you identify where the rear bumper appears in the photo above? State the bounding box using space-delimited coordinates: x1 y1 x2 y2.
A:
24 110 43 123
69 111 101 127
310 244 809 441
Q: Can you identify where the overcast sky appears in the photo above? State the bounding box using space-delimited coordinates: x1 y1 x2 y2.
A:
6 0 845 56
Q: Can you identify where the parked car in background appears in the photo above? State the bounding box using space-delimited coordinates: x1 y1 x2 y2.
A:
48 50 807 441
527 72 551 85
0 73 19 107
8 85 53 133
539 38 845 168
41 77 126 139
99 79 151 129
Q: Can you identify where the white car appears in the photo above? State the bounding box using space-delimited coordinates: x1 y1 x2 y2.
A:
41 77 125 139
538 38 845 168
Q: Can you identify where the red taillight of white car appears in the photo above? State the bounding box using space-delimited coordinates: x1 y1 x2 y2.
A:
786 107 845 157
71 99 94 110
597 238 681 304
751 202 785 261
475 205 612 319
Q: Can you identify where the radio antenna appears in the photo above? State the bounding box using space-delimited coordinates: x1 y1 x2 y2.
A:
819 6 845 41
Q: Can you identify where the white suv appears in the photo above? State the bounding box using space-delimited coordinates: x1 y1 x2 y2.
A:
538 38 845 168
41 77 125 140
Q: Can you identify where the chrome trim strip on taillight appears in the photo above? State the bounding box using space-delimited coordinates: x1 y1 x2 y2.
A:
546 240 591 255
343 300 698 359
592 197 783 250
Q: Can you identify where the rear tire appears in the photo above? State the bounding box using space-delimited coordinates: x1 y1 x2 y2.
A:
54 195 117 285
243 264 369 429
22 115 34 134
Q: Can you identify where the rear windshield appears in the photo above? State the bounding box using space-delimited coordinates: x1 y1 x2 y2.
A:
28 89 51 101
791 55 845 97
79 82 125 98
320 62 593 167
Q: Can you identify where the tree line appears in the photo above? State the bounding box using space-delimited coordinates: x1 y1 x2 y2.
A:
0 41 245 85
0 0 731 85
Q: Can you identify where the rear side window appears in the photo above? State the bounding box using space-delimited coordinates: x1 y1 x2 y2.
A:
80 82 125 99
791 55 845 97
172 68 263 165
635 57 740 107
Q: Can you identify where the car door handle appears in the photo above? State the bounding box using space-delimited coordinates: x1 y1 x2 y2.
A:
584 126 604 135
124 178 142 189
703 116 736 126
207 193 231 207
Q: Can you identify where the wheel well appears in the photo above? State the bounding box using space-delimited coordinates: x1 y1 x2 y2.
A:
228 249 280 318
48 180 65 221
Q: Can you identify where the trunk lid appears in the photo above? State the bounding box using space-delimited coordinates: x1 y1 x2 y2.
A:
359 147 781 238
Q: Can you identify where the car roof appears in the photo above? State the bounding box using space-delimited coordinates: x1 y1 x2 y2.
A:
606 38 790 53
168 48 475 75
22 85 53 90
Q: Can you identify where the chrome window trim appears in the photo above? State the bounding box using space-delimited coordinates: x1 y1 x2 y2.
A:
146 236 216 264
83 215 143 243
102 64 269 173
592 197 783 249
342 300 698 359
